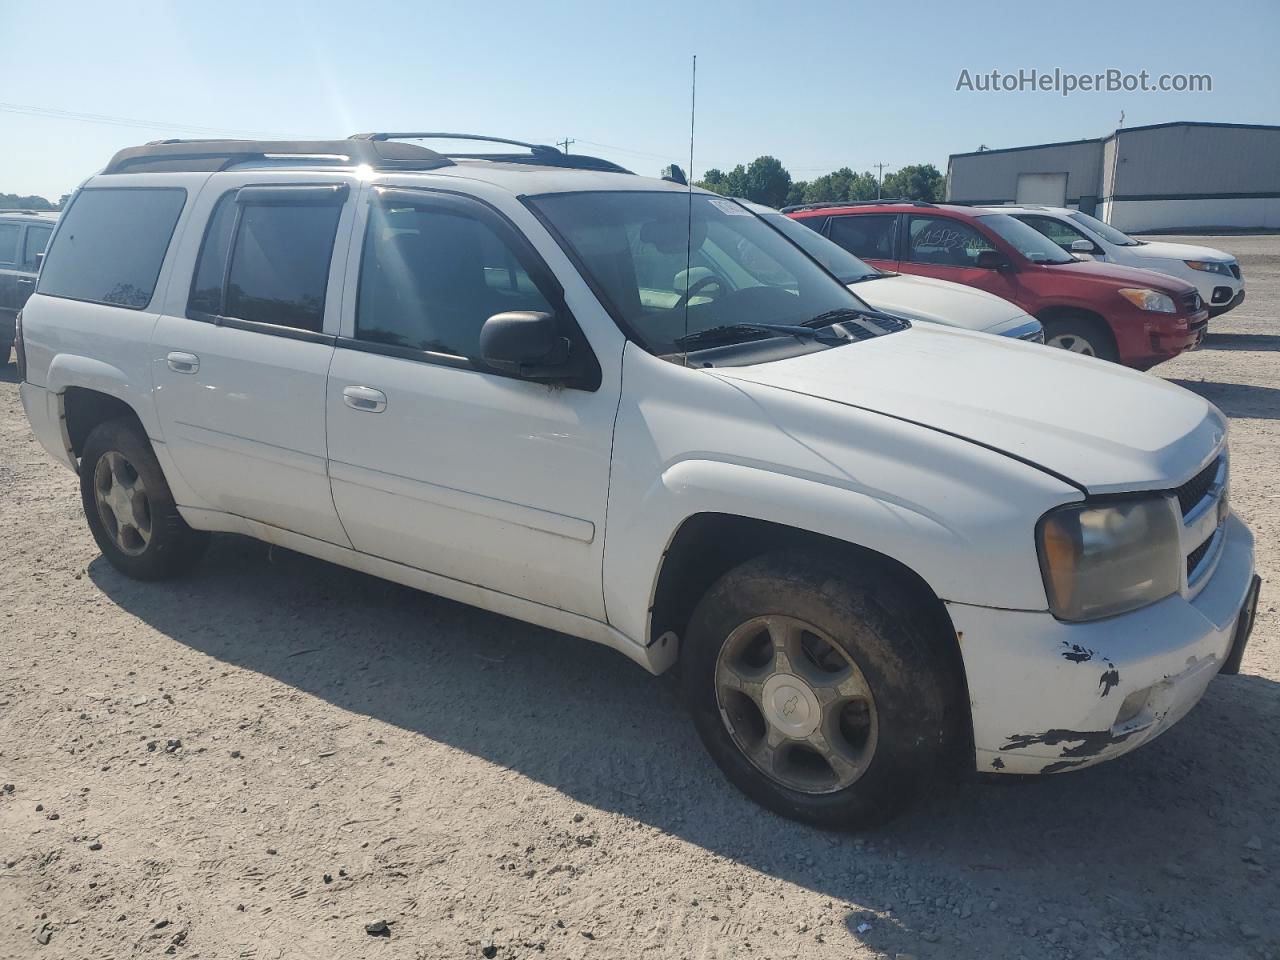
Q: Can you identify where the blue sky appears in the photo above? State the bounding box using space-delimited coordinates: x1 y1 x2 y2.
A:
2 0 1276 199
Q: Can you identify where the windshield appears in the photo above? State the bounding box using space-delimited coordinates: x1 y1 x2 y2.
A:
759 211 880 284
529 191 878 356
1068 210 1139 246
978 214 1076 265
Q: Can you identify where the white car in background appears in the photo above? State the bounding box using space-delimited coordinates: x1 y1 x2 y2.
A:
748 202 1044 342
993 206 1246 317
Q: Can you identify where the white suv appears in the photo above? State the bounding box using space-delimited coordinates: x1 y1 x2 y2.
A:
992 205 1246 317
17 135 1261 828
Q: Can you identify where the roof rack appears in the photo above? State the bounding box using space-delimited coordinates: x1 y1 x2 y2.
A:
349 132 632 174
102 138 454 175
780 198 936 213
0 209 58 216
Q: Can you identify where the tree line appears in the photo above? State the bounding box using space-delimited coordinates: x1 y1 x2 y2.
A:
691 157 946 209
0 192 69 211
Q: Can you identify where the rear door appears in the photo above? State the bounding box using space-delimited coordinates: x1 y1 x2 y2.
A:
150 174 355 545
826 214 898 270
324 184 619 618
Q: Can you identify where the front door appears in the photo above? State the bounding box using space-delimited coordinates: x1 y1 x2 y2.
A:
325 186 618 619
150 176 356 545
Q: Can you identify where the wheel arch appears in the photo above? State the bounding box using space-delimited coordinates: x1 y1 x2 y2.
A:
1036 305 1118 355
651 511 974 767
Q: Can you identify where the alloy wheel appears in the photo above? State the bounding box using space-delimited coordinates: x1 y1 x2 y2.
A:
715 615 878 794
1047 333 1097 355
93 451 153 557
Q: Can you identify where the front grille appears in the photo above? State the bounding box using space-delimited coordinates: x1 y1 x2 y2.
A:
1186 535 1214 580
1019 328 1046 343
1175 457 1221 517
1181 290 1203 313
1229 263 1241 280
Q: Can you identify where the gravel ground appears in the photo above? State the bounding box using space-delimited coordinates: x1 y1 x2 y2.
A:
1 234 1277 960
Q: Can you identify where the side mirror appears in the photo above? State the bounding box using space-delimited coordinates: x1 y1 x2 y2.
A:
480 311 572 380
1070 239 1096 254
975 249 1009 270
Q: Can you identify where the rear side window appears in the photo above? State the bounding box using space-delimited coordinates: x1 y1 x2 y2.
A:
0 223 19 264
23 226 53 268
828 215 897 260
38 188 186 309
188 187 344 333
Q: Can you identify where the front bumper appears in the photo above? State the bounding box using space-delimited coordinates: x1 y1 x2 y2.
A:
1209 288 1246 317
949 512 1256 776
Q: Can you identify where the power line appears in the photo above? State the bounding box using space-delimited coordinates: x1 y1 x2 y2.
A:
0 101 276 138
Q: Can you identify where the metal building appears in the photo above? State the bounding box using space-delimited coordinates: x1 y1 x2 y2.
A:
946 121 1280 232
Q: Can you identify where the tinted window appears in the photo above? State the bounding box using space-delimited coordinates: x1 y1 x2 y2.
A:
1068 210 1138 246
1018 214 1091 250
977 214 1074 265
828 215 897 260
38 188 185 309
188 194 237 316
188 193 342 332
763 212 877 283
905 215 997 267
0 223 18 263
22 225 53 268
357 203 553 360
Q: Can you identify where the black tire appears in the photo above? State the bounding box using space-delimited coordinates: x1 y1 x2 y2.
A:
79 417 208 579
681 550 963 830
1042 314 1118 362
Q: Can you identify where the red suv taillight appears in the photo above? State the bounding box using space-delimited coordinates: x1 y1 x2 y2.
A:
14 309 27 382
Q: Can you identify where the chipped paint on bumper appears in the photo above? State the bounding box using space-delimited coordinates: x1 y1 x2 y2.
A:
949 513 1255 776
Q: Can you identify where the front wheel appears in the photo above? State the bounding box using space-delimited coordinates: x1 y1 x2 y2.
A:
79 417 208 579
1042 315 1117 362
681 551 963 829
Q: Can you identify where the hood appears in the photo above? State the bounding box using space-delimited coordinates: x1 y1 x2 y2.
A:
1049 257 1200 294
853 273 1029 332
1128 239 1234 263
712 324 1225 494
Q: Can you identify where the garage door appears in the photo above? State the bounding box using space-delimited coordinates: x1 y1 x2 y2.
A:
1015 173 1067 205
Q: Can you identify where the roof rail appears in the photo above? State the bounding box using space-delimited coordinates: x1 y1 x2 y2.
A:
102 138 454 175
349 132 632 174
0 208 58 216
780 198 936 213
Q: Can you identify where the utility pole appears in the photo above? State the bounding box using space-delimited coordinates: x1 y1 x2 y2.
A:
557 138 575 154
875 162 888 198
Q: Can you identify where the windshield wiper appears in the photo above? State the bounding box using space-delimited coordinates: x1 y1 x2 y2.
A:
675 322 847 349
844 274 883 284
804 307 912 333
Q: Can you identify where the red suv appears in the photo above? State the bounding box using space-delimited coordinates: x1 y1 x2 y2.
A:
785 201 1207 370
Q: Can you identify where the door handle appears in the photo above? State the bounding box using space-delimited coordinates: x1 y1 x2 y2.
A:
342 385 387 413
166 351 200 374
17 276 35 284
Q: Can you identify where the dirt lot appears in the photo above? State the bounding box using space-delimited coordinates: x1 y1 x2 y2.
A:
1 235 1277 960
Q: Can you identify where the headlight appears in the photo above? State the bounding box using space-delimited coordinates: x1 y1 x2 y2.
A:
1037 497 1181 621
1117 288 1177 313
1184 260 1231 276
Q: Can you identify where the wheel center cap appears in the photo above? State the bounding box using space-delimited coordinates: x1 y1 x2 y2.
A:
761 673 821 738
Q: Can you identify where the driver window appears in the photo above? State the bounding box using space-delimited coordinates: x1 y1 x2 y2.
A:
905 216 996 267
356 204 554 360
1018 215 1092 251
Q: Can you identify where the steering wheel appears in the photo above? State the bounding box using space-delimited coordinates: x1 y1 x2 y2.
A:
672 274 724 312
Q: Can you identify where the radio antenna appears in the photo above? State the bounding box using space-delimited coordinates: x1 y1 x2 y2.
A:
682 54 697 367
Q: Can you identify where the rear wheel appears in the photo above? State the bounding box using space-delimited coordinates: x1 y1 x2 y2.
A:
79 418 208 579
1042 315 1117 362
681 551 962 829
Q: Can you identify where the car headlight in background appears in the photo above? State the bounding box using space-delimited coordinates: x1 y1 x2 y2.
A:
1184 260 1234 276
1117 288 1177 313
1037 497 1181 621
